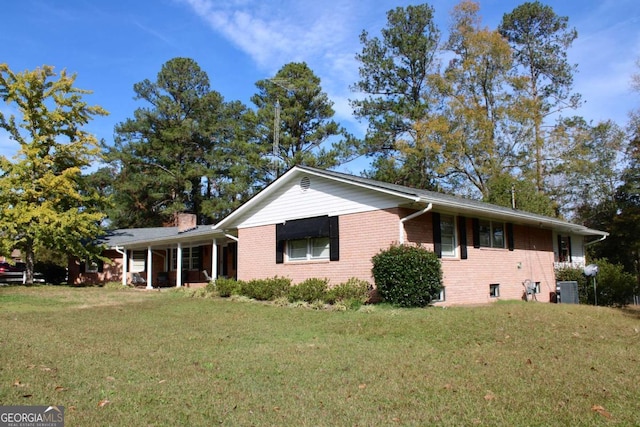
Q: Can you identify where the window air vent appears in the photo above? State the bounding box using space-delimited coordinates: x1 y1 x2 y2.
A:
300 176 311 191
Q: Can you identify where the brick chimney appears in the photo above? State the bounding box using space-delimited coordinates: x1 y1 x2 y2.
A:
177 213 197 233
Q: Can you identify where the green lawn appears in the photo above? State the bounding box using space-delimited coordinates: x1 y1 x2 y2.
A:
1 286 638 426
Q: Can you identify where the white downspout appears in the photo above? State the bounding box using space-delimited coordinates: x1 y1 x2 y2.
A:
176 243 183 288
115 246 127 287
399 203 433 244
211 239 218 281
585 234 608 247
224 233 239 242
146 246 153 289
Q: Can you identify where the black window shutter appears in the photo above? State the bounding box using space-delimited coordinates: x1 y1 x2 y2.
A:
97 260 104 273
79 261 86 273
472 218 480 248
329 216 339 261
222 246 229 276
567 236 572 261
458 216 468 259
432 212 442 258
230 242 238 270
557 234 563 261
275 223 284 264
507 223 515 251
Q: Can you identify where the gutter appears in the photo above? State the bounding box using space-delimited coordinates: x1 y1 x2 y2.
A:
225 233 239 242
585 233 608 247
399 203 433 244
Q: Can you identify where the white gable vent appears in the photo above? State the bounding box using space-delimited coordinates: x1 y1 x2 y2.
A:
299 176 311 192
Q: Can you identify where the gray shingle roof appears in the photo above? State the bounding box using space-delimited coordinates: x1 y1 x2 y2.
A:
99 225 222 248
294 166 607 237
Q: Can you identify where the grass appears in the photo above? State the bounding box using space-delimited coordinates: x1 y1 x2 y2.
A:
0 286 639 426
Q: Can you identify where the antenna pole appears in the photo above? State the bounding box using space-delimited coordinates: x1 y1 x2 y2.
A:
273 100 280 157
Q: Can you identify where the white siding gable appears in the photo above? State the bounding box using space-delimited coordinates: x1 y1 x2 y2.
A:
236 173 406 228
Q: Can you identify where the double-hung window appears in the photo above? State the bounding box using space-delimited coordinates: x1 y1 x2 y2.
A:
288 237 330 261
433 212 459 258
478 220 505 249
440 215 457 257
558 235 572 262
276 216 339 263
131 250 146 273
171 247 201 271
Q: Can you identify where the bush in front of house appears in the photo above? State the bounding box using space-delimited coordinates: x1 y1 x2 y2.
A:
35 261 67 285
371 244 443 308
241 276 291 301
325 277 371 305
589 259 637 307
288 277 329 303
215 277 242 297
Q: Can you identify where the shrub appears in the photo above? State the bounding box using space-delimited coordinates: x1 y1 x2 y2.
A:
35 261 67 285
205 280 216 294
216 277 242 297
590 260 636 307
288 278 329 303
326 277 371 304
371 244 442 307
103 281 128 290
241 276 291 301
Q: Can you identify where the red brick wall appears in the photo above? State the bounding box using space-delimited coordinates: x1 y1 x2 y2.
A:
238 209 401 285
237 209 556 305
438 221 555 305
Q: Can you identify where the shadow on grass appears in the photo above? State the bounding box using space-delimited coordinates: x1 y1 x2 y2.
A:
618 305 640 319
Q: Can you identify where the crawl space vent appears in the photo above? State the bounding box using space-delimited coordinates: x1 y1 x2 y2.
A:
300 176 311 191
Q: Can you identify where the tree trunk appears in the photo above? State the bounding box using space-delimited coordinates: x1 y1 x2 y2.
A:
24 246 35 286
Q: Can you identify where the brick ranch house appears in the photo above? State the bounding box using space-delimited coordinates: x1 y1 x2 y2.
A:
68 214 237 288
71 166 607 305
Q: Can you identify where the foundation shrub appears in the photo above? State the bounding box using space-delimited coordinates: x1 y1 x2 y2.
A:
325 277 371 304
241 276 291 301
371 244 443 307
288 278 329 303
215 277 242 297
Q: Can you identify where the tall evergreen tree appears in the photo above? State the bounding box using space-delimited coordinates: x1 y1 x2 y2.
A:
252 62 357 176
105 57 260 227
0 64 110 284
351 3 441 188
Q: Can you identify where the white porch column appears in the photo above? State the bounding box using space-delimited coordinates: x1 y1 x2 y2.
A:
176 243 183 288
146 246 153 289
211 239 218 280
122 248 128 287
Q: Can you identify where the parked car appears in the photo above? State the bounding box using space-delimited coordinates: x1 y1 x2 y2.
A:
0 262 45 283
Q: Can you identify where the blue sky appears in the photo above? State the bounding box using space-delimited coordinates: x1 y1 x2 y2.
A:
2 0 639 174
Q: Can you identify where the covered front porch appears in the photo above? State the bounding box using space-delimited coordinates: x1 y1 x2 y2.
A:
117 230 237 289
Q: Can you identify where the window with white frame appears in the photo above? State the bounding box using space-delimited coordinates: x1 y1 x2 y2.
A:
171 247 201 271
440 215 457 257
479 220 505 248
287 237 330 261
276 216 339 264
131 251 146 273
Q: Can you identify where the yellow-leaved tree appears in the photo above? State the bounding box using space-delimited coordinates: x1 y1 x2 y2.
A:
0 64 110 284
